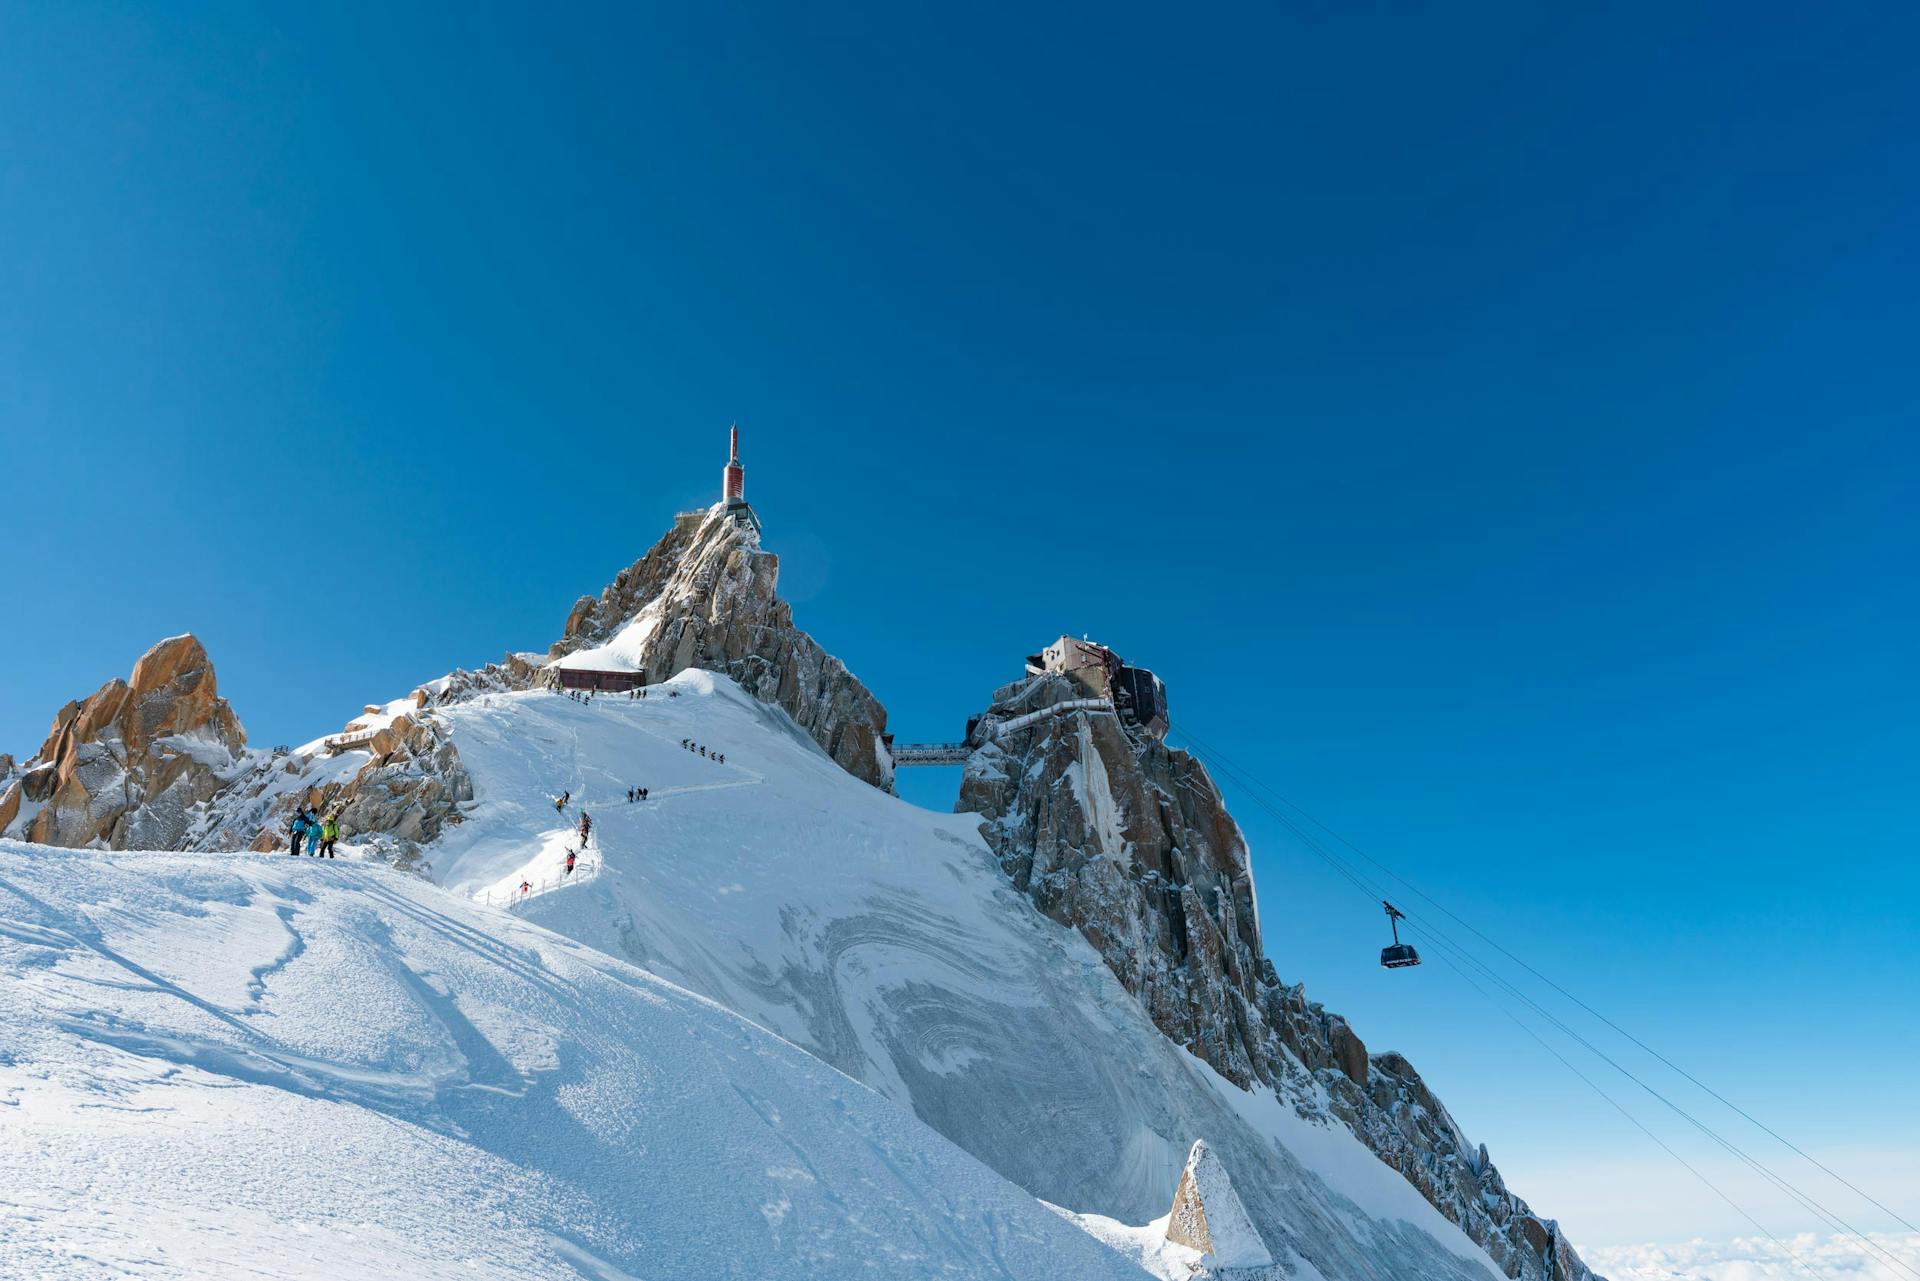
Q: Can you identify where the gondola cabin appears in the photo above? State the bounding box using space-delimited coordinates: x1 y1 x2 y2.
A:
1379 901 1421 969
1380 942 1422 969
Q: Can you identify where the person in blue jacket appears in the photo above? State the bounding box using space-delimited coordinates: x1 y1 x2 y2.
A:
289 810 308 857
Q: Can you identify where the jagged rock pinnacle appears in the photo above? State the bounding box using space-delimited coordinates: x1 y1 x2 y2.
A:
548 504 892 789
0 633 247 849
960 662 1599 1281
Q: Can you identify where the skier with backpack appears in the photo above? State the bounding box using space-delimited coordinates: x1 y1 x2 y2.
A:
318 814 340 858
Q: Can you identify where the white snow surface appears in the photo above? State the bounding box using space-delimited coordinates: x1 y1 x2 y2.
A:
0 840 1155 1280
0 668 1527 1279
424 672 1509 1281
1048 1207 1204 1281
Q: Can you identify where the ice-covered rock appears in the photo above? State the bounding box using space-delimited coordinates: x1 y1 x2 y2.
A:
960 662 1598 1281
0 634 247 850
546 503 892 789
198 709 476 870
0 517 1597 1281
1164 1140 1273 1270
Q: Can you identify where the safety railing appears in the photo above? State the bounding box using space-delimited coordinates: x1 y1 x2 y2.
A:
474 854 603 911
323 727 382 755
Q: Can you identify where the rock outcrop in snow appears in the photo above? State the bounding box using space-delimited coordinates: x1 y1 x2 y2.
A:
1165 1140 1274 1271
0 509 1599 1281
0 634 248 850
547 504 892 789
960 663 1597 1281
200 709 477 868
0 636 502 866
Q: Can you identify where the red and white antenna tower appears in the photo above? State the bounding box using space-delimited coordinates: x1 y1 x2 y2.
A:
723 423 745 503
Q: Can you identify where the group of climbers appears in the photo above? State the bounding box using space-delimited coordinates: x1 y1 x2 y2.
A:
625 787 649 803
508 800 590 903
563 685 676 703
679 739 725 764
288 806 340 858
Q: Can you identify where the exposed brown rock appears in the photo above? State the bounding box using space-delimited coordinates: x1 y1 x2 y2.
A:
1163 1140 1272 1269
0 635 248 850
1328 1017 1369 1088
547 505 892 789
190 705 474 869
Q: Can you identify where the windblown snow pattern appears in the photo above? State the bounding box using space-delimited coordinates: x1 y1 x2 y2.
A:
0 841 1156 1280
426 671 1509 1281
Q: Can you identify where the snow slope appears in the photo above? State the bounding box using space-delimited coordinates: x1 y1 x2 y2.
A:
425 672 1510 1281
0 841 1157 1281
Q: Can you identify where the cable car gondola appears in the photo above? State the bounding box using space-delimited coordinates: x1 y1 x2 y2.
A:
1380 900 1421 969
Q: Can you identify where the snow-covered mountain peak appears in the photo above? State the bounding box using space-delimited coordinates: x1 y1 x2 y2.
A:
962 664 1598 1281
1 495 1604 1280
387 672 1556 1280
547 503 892 789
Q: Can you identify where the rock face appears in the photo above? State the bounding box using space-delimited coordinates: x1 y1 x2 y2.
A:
0 635 489 869
546 504 892 789
960 667 1598 1281
202 708 475 872
0 635 248 850
1165 1140 1274 1270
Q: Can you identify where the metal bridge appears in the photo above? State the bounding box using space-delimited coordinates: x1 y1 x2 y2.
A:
891 743 973 767
890 697 1117 768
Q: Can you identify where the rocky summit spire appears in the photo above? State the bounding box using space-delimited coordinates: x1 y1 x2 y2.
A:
550 502 890 789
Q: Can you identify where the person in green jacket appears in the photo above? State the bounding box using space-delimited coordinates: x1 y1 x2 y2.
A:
319 814 340 858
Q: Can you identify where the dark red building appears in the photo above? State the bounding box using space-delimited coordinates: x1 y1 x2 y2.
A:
555 668 647 693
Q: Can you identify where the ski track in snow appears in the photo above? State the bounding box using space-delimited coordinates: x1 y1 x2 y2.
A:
0 841 1158 1280
2 670 1522 1280
428 673 1511 1281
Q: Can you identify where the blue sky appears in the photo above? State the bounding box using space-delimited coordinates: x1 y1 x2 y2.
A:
4 1 1916 1248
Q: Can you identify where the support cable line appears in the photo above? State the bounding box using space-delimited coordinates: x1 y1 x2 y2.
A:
1408 923 1828 1281
1391 909 1918 1281
1194 730 1920 1240
1166 719 1916 1281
